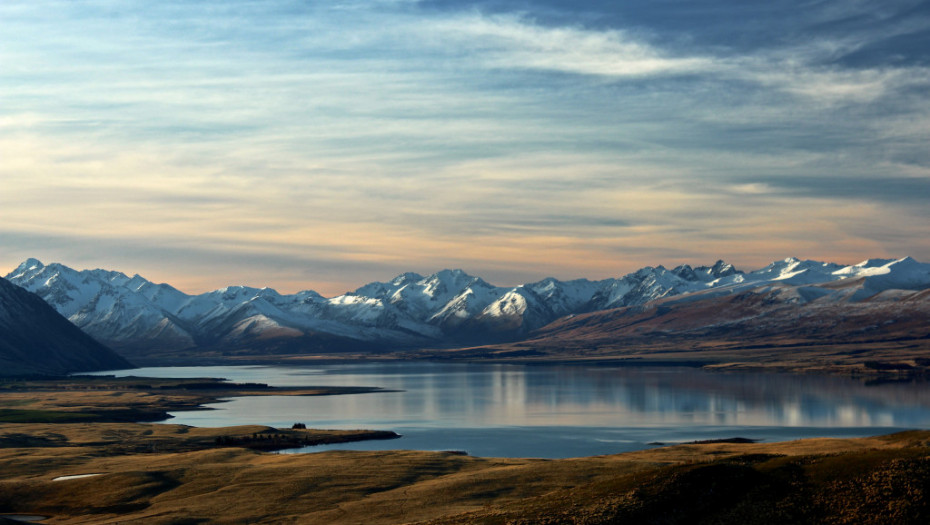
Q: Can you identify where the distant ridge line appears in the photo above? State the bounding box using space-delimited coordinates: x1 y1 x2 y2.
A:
5 256 928 361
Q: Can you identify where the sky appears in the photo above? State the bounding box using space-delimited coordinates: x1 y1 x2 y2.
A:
2 0 929 296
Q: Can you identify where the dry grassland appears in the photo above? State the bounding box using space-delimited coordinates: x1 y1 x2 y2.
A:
2 376 930 524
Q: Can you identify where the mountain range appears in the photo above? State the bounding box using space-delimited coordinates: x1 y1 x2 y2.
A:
7 257 930 362
478 257 930 365
5 258 739 355
0 276 133 376
5 257 930 362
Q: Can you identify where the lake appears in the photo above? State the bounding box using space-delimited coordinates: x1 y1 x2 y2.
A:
88 362 930 458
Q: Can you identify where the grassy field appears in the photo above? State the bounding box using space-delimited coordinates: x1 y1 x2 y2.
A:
1 376 929 524
0 375 388 424
2 424 929 524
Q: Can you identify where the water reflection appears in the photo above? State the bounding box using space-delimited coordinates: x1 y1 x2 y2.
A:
89 363 930 458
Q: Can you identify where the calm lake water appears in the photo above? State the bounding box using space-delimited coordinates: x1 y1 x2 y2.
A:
88 363 930 458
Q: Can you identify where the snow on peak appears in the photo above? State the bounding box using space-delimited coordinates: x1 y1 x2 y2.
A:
851 258 896 269
207 285 282 303
482 290 528 318
747 258 842 285
427 268 480 285
353 272 425 299
7 258 51 281
8 255 930 352
833 256 924 279
844 256 930 291
17 258 45 273
672 264 697 281
391 272 424 285
420 269 491 298
708 260 739 277
674 260 740 282
126 274 150 289
891 256 918 266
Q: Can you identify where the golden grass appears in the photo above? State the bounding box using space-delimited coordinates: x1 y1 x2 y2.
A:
2 420 929 524
2 376 930 523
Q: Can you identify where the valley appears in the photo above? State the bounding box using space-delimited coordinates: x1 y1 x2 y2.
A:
2 371 930 524
2 256 930 523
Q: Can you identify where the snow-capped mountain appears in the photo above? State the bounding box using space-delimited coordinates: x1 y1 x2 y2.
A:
511 256 930 360
679 256 930 304
6 259 198 351
5 256 929 358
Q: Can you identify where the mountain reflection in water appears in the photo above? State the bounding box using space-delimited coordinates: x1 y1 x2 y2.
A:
89 363 930 458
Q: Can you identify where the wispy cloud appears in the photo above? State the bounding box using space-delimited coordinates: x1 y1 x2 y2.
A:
1 0 928 292
430 13 714 77
427 11 930 107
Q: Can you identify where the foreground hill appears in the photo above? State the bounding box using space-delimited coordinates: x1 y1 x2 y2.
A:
1 417 928 524
0 277 132 376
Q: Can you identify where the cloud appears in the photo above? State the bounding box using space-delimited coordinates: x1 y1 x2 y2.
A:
413 7 930 109
735 50 930 105
736 173 930 208
430 13 714 77
1 0 929 290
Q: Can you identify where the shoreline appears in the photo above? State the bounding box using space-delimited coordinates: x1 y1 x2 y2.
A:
0 375 392 425
113 352 930 382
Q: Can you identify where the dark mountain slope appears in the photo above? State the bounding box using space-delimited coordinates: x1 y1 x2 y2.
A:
0 277 133 376
533 286 930 347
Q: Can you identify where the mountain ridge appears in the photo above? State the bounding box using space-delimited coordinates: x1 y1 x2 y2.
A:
5 256 929 361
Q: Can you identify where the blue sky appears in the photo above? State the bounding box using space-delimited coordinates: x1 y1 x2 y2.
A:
2 0 928 294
